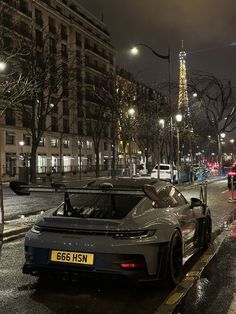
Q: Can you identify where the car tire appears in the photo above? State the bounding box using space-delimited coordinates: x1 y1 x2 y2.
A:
163 230 183 287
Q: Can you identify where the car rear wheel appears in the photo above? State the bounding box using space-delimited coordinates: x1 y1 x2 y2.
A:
164 230 183 287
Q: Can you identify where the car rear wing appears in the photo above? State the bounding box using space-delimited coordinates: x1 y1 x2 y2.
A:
9 181 146 197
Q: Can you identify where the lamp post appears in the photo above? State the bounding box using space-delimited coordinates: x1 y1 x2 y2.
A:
19 140 25 166
128 107 135 177
0 61 7 226
175 113 183 183
130 44 173 181
157 118 165 179
78 141 82 180
218 132 226 176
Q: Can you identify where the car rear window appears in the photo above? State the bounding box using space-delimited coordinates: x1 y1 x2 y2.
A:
57 193 143 219
155 165 170 170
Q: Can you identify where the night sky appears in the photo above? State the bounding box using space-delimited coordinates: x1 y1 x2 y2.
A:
78 0 236 87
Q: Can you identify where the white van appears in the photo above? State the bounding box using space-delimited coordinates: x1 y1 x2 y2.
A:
151 163 178 182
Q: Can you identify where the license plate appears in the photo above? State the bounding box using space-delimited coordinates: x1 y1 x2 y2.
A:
50 250 94 265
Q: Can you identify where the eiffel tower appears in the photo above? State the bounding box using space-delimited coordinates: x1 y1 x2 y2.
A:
177 41 193 166
178 41 189 116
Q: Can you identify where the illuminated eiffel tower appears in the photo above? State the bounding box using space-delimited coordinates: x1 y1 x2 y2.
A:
178 41 189 116
177 41 193 165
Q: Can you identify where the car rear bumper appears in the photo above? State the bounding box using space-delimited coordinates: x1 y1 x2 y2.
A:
23 244 167 282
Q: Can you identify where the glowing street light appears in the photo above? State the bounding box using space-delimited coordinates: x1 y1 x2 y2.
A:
130 46 139 55
0 61 7 227
129 43 173 180
0 61 6 72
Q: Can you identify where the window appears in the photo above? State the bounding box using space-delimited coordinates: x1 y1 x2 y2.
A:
78 121 84 135
23 134 31 146
76 33 81 46
55 193 142 219
49 37 56 53
63 101 69 115
61 44 68 59
22 111 31 128
35 30 43 47
63 119 70 133
77 140 84 148
39 138 45 147
61 24 67 40
104 142 108 151
35 9 43 25
19 0 30 16
86 140 93 150
51 117 58 132
49 17 56 34
63 139 69 148
6 153 16 177
6 133 15 145
5 109 16 126
51 138 59 147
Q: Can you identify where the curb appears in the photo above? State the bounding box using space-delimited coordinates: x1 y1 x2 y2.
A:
3 224 32 242
153 228 229 314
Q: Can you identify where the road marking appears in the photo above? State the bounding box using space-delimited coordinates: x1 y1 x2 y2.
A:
165 292 184 305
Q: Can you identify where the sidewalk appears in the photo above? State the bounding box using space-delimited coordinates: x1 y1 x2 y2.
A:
173 224 236 314
3 213 42 242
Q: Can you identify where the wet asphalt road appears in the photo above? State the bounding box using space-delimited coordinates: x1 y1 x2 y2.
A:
174 234 236 314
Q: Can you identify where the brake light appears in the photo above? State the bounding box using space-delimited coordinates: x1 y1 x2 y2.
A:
120 263 145 268
228 172 236 176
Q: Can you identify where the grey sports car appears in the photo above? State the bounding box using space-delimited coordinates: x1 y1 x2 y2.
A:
22 178 211 286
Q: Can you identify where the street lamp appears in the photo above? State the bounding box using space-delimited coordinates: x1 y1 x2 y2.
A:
0 62 6 72
157 118 165 179
175 113 183 183
127 107 135 177
19 141 25 166
0 61 7 225
78 141 82 180
218 132 226 176
130 44 174 180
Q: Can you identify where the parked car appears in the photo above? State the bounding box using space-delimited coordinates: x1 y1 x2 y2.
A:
151 163 178 183
19 178 211 287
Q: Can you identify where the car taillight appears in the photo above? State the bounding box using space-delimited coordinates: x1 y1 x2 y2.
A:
228 172 236 176
113 230 155 239
120 263 145 268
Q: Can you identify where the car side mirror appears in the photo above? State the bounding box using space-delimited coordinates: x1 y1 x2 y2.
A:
190 197 202 208
143 184 159 201
9 181 30 195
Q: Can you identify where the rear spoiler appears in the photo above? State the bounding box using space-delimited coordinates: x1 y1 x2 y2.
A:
9 181 146 196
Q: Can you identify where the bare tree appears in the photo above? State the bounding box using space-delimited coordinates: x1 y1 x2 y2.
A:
189 72 236 136
11 28 78 182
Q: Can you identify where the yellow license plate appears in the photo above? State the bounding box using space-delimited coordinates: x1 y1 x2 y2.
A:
50 250 94 265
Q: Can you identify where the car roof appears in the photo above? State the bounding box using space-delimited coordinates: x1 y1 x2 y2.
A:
84 177 167 190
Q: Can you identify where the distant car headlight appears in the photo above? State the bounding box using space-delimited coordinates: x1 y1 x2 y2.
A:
31 225 41 234
113 230 155 240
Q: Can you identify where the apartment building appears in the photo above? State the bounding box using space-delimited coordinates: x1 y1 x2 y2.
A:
0 0 115 180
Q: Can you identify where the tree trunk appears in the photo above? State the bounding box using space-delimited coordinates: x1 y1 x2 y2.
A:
30 144 38 183
94 143 100 178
